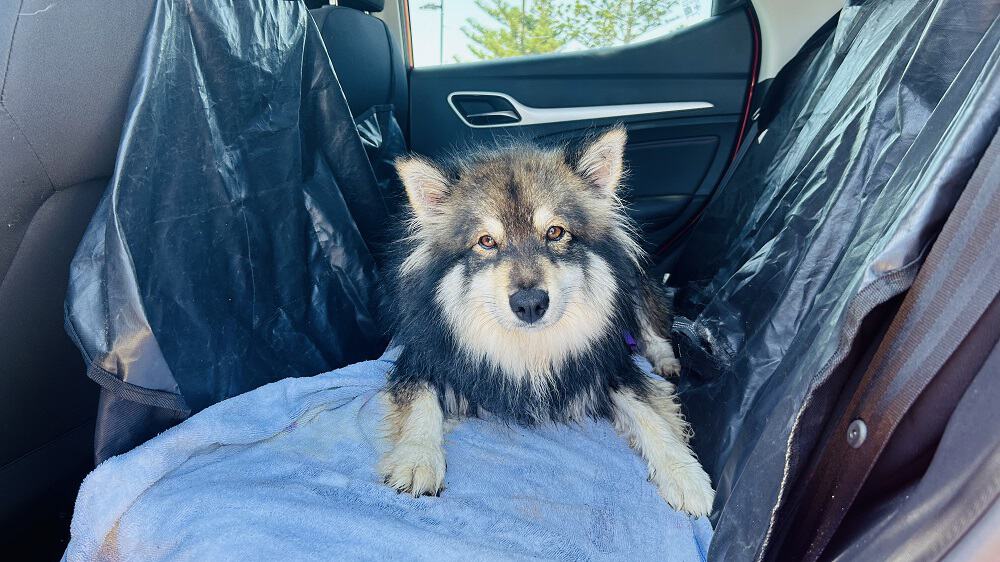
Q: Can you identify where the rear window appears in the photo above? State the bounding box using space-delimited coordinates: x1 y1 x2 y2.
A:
407 0 713 68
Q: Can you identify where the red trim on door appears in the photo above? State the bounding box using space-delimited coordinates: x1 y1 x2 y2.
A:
730 5 761 162
402 0 414 70
653 5 762 258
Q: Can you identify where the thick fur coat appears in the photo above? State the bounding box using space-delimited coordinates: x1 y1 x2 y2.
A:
379 127 714 516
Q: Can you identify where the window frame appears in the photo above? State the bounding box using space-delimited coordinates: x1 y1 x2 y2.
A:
399 0 722 70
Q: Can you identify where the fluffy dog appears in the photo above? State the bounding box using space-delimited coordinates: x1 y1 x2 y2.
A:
379 126 714 516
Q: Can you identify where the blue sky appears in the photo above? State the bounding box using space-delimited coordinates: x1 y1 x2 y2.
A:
409 0 492 66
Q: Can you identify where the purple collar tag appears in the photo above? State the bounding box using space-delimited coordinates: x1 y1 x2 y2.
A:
624 331 638 351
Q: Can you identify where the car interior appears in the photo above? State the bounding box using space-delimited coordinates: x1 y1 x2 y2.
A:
2 0 998 560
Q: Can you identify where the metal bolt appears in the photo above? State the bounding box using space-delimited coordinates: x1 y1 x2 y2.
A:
847 419 867 448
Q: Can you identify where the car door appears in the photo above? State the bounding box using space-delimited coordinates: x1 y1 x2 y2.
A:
400 0 757 262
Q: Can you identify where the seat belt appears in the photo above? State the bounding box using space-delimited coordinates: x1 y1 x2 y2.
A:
776 130 1000 561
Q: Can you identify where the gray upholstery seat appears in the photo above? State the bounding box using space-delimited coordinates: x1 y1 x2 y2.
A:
0 0 155 539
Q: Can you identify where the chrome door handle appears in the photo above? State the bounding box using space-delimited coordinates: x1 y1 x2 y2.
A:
448 91 714 129
463 110 521 124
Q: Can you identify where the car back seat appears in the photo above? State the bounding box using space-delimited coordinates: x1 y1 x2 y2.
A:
0 0 156 545
310 0 409 216
1 0 400 542
664 1 1000 559
310 0 408 138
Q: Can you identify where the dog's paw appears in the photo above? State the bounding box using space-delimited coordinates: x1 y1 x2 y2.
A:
645 339 681 377
652 357 682 378
652 463 715 517
378 442 446 497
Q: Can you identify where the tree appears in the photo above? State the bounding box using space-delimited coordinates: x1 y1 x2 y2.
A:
557 0 682 48
461 0 567 60
461 0 684 61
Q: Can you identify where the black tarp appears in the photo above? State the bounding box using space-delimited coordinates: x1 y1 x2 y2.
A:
669 0 1000 559
64 0 390 462
356 104 408 219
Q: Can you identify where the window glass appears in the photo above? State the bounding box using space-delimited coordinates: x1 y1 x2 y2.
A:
408 0 714 68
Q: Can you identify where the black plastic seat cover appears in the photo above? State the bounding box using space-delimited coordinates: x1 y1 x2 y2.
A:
669 0 1000 558
65 0 390 460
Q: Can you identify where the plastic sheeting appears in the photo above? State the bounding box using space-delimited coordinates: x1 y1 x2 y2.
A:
65 0 390 462
669 0 1000 559
356 104 408 219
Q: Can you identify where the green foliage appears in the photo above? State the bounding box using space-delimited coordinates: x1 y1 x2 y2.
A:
461 0 684 61
462 0 567 60
558 0 682 48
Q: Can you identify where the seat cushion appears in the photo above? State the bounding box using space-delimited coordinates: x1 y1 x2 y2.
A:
0 0 156 528
64 350 713 561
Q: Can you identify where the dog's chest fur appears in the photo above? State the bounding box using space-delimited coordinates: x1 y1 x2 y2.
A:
391 328 647 425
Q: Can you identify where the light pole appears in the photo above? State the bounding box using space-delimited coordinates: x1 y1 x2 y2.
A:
520 0 525 52
420 1 445 65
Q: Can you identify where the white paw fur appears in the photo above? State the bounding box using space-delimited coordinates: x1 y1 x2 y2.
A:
649 457 715 517
379 442 446 497
612 380 715 517
645 337 681 377
635 301 682 377
380 386 447 497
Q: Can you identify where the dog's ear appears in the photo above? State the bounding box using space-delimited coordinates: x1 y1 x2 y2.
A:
575 125 627 194
395 155 449 218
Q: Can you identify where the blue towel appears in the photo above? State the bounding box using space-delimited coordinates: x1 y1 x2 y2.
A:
65 350 712 561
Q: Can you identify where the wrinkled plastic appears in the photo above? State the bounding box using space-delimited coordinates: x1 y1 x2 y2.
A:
357 104 408 218
669 0 1000 558
65 0 390 461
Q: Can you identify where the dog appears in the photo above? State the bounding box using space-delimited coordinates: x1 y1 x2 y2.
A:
378 126 715 516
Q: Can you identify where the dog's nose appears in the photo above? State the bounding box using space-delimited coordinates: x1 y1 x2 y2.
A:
509 289 549 324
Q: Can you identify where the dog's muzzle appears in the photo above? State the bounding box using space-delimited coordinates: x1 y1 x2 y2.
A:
508 289 549 324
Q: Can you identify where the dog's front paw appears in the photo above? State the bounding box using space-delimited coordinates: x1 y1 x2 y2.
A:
652 463 715 517
645 339 681 377
379 442 446 497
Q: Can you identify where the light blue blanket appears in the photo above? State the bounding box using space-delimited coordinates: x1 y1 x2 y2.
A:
64 350 712 561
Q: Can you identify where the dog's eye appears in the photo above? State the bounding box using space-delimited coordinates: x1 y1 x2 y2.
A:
546 226 566 241
478 235 497 249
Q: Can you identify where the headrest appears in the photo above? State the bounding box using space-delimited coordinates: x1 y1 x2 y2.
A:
338 0 384 12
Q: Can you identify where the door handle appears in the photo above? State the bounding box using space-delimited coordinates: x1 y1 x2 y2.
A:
448 91 714 129
463 110 521 124
447 93 523 127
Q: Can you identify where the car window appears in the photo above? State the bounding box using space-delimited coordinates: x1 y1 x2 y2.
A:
407 0 714 68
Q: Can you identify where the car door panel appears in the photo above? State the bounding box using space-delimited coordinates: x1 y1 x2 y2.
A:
407 8 754 251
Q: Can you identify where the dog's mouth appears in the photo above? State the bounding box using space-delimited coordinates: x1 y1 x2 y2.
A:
505 314 560 332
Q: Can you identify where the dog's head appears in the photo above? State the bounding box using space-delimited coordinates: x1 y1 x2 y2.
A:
394 127 642 374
